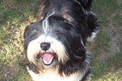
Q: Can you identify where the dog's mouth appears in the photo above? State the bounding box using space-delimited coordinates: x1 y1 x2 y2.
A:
36 52 56 66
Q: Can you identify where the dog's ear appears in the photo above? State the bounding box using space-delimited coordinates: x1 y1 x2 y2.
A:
77 0 93 10
24 23 35 39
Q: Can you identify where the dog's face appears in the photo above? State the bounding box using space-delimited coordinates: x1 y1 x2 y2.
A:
24 11 86 69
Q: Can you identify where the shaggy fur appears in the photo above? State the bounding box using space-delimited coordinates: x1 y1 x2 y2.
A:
23 0 99 81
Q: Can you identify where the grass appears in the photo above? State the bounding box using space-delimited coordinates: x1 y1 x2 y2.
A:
0 0 39 80
91 51 122 81
0 0 122 81
90 0 122 80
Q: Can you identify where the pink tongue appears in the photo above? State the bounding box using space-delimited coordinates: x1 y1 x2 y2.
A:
43 54 54 62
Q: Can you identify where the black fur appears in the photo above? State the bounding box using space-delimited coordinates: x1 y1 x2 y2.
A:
23 0 99 80
77 0 93 10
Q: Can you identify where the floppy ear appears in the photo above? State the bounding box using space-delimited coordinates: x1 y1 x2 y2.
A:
23 23 40 74
24 23 35 39
77 0 93 10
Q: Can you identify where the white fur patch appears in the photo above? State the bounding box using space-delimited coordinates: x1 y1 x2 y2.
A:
27 67 82 81
87 30 99 41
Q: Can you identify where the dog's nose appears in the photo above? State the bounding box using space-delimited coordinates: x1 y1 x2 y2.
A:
40 42 51 51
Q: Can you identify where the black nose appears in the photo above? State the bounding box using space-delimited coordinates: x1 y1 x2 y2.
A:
40 42 51 51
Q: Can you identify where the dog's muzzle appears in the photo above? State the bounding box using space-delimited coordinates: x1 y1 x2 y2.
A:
36 42 56 66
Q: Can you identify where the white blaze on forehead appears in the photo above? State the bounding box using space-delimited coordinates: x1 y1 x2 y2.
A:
27 35 69 64
42 11 55 33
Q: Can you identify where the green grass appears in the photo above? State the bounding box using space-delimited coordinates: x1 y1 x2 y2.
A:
95 31 111 51
0 0 38 80
92 0 122 27
92 51 122 81
90 0 122 80
113 13 122 26
15 0 33 3
0 0 122 81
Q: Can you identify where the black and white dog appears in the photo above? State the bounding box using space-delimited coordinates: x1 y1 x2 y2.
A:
23 0 99 81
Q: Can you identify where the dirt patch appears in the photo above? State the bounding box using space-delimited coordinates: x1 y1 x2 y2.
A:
0 65 17 80
107 13 121 53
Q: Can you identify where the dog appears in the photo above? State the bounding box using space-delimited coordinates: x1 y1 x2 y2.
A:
23 0 99 81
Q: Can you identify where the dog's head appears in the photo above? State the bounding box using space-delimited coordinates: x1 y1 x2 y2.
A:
23 0 99 75
24 11 86 70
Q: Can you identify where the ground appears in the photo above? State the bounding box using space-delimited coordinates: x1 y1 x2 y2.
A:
0 0 122 81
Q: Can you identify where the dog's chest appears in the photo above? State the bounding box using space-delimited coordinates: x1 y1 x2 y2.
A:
27 67 81 81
